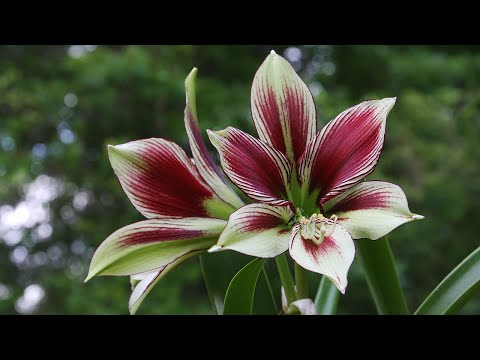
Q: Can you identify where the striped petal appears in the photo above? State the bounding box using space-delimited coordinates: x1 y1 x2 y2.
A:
129 250 202 315
323 181 424 240
184 68 244 209
299 98 396 206
209 203 294 258
108 138 234 219
251 50 317 164
85 217 226 281
289 223 355 294
208 127 292 205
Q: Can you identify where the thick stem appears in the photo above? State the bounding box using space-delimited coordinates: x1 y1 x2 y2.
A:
275 254 297 305
295 263 309 299
356 236 409 315
314 276 339 315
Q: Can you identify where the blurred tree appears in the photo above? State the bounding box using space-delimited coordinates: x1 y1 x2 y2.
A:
0 45 478 314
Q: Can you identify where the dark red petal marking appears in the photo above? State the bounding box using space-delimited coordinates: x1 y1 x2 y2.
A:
285 86 315 164
328 183 391 213
110 138 214 218
251 53 317 164
119 226 204 247
252 84 286 154
299 99 394 205
210 127 292 204
185 108 226 181
240 210 287 233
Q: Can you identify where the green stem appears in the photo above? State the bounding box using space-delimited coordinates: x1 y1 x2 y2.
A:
356 236 409 315
275 254 297 305
295 263 309 299
314 276 339 315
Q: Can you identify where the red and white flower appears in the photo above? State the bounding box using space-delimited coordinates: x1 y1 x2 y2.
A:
208 51 424 294
85 69 244 314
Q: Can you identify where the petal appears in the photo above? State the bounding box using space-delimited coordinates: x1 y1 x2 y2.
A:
129 250 202 315
299 98 396 205
280 286 316 315
184 68 244 209
108 138 233 219
208 127 292 205
289 223 355 294
289 299 318 315
251 50 317 164
85 217 226 281
209 203 294 258
323 181 424 240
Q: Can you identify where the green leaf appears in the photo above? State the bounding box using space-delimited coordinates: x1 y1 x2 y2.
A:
314 276 339 315
415 246 480 315
223 258 266 315
356 237 409 315
254 268 278 315
200 252 277 315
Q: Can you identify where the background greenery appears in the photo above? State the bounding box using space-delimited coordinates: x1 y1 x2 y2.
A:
0 45 478 314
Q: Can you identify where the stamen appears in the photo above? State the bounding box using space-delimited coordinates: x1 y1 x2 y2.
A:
298 213 336 246
311 223 327 245
326 214 338 237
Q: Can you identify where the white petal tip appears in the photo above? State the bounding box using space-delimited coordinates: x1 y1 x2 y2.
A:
107 144 125 154
270 50 276 56
412 214 425 220
379 97 397 109
208 245 223 253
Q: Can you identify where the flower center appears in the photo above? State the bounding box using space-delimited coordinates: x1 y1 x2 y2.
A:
299 213 338 246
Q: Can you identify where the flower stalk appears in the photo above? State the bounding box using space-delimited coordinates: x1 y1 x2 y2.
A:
356 236 410 314
295 263 309 299
275 254 297 305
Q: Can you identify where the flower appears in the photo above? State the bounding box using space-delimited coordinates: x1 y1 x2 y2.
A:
207 50 424 293
85 68 244 314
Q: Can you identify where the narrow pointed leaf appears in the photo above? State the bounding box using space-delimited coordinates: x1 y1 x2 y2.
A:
254 268 278 314
356 236 409 315
415 246 480 315
184 68 244 209
314 276 340 315
223 258 266 315
200 252 277 315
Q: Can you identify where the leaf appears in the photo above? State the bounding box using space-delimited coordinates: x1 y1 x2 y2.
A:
314 276 340 315
200 252 277 315
254 268 278 314
223 258 266 315
356 237 409 315
415 246 480 315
